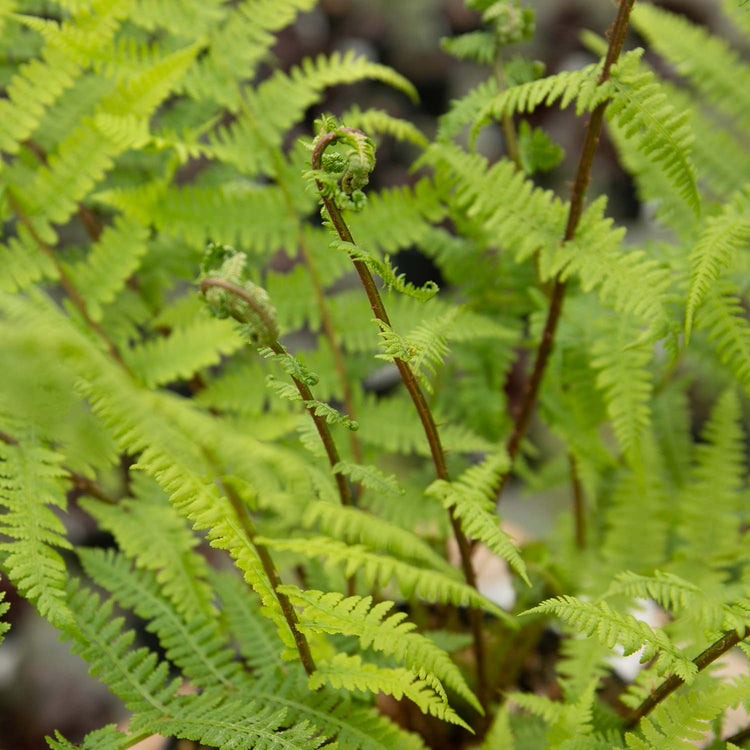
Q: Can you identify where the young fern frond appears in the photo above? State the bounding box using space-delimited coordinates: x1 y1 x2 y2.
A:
277 586 481 714
524 597 697 682
309 653 471 731
426 452 529 584
46 725 131 750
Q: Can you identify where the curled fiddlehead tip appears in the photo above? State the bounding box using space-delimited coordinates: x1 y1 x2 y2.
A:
482 1 535 45
198 242 280 347
310 117 376 211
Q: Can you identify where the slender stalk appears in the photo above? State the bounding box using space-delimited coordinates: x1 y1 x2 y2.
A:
200 277 352 508
66 470 117 505
236 93 364 472
217 474 316 677
569 453 585 549
8 191 130 373
494 0 637 499
494 62 521 170
624 628 749 729
311 132 489 709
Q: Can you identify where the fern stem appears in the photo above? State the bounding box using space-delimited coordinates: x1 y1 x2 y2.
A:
311 131 489 709
199 277 351 508
624 627 749 728
217 474 317 677
7 191 130 373
725 724 750 747
494 61 521 170
236 90 364 474
569 453 586 549
495 0 637 498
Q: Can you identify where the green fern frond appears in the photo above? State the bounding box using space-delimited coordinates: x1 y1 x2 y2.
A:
481 704 514 750
604 570 749 634
676 388 745 566
632 3 750 131
78 475 215 619
0 0 131 155
333 240 439 301
624 686 738 750
607 50 699 215
441 30 497 65
590 315 653 466
471 61 606 143
264 536 511 621
685 189 750 341
0 225 59 293
47 725 130 750
303 501 457 577
14 41 202 237
524 596 697 682
210 51 417 176
64 578 181 724
64 215 148 321
278 586 481 713
342 105 429 147
332 462 404 497
695 282 750 396
438 77 499 142
0 435 73 630
346 178 446 255
79 549 252 692
210 570 286 674
310 653 471 731
426 452 529 585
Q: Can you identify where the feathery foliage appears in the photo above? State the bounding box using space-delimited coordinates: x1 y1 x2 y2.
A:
4 0 750 747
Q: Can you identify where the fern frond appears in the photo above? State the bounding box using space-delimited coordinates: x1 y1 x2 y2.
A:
438 77 499 142
333 461 404 497
64 215 149 321
278 586 481 713
0 435 73 630
342 105 429 147
0 225 59 293
426 452 529 585
624 686 738 750
123 316 244 389
15 41 202 236
264 536 510 622
64 579 181 725
310 653 471 730
604 571 750 634
303 501 457 577
695 282 750 396
441 30 497 65
346 178 446 255
47 725 130 750
79 548 248 691
632 3 750 130
481 704 514 750
607 50 699 215
676 388 746 566
524 597 697 682
333 240 439 301
210 51 417 176
685 189 750 341
590 315 654 466
78 475 214 618
0 0 130 155
471 61 606 142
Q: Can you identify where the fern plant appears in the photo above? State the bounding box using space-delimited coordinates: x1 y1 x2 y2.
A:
3 0 750 748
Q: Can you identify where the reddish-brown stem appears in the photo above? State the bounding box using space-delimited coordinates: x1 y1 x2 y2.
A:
495 0 636 499
624 628 749 729
218 474 316 677
311 132 488 708
199 277 351 508
8 192 130 373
